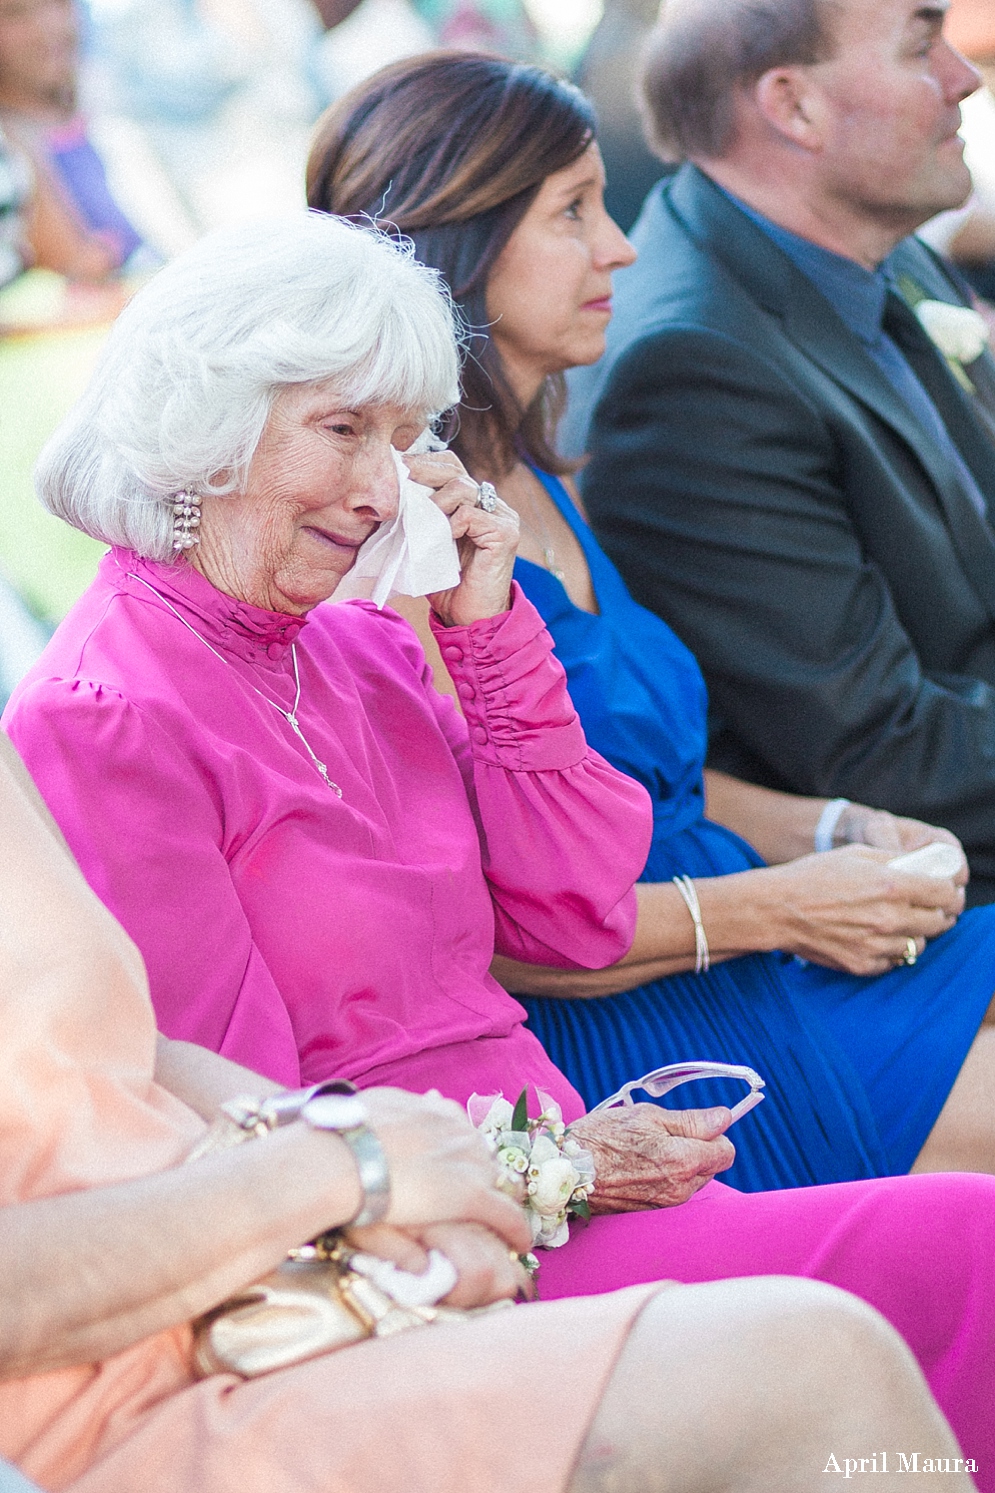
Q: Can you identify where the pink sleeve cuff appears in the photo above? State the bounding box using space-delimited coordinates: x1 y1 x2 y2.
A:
429 583 588 771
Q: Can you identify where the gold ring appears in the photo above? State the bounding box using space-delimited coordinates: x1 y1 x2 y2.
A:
903 937 918 966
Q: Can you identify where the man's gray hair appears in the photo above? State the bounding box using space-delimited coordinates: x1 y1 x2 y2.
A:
641 0 838 162
37 213 463 561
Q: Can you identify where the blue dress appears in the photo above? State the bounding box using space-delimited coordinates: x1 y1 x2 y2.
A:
515 471 995 1191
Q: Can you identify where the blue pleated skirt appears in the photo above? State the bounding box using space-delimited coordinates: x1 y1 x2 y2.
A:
522 908 995 1193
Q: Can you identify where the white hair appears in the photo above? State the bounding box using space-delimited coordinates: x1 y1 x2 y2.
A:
37 212 463 561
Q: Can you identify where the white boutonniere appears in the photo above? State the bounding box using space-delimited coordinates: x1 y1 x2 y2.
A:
916 299 989 367
468 1088 596 1255
898 274 990 393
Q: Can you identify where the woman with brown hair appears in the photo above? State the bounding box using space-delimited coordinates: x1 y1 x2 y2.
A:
307 51 995 1196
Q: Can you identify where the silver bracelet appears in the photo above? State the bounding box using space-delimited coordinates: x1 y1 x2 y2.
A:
672 874 710 974
814 798 851 853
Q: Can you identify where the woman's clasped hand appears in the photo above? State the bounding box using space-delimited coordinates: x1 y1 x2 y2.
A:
749 801 967 974
345 1086 525 1235
753 843 965 975
338 1085 534 1306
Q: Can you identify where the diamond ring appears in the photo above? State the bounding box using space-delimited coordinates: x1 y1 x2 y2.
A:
476 481 499 513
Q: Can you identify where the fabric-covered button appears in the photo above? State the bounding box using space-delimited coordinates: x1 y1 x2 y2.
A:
457 682 476 702
472 725 488 744
267 642 284 660
284 624 301 642
442 646 464 663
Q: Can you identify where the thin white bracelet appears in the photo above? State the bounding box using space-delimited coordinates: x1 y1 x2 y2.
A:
672 874 710 974
814 798 850 853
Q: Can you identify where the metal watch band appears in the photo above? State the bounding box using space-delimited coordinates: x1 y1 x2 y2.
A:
331 1118 391 1228
299 1083 391 1229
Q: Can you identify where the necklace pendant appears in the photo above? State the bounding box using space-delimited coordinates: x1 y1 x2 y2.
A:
124 578 345 800
543 548 566 583
316 761 344 798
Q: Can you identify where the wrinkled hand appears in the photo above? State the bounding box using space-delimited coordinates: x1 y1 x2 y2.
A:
403 450 519 627
344 1219 532 1308
358 1087 530 1253
569 1104 735 1212
839 805 967 882
765 844 964 975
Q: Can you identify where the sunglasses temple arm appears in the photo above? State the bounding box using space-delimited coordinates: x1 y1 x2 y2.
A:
590 1082 638 1112
728 1089 765 1123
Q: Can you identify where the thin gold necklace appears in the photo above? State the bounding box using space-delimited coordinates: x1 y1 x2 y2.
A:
128 571 343 798
518 483 566 583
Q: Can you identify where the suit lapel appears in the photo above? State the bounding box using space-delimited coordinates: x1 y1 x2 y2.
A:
889 238 995 451
667 167 995 614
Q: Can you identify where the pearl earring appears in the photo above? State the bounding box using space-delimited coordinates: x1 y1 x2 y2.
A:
171 491 201 551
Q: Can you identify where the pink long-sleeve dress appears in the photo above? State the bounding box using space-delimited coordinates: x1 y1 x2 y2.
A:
7 547 995 1483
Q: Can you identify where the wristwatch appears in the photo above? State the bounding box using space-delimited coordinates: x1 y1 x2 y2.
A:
190 1079 390 1228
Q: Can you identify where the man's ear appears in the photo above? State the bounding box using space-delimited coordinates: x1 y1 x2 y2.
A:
753 66 826 151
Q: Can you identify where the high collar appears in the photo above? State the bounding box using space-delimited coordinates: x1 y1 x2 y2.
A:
714 185 888 347
107 548 309 668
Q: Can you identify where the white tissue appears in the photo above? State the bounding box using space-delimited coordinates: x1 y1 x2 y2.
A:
330 437 461 609
888 842 964 879
348 1248 459 1308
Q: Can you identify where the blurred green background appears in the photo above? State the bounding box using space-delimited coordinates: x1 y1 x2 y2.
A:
0 320 106 626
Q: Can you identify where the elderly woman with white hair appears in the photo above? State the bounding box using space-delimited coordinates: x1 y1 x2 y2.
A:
8 215 995 1485
8 210 652 1106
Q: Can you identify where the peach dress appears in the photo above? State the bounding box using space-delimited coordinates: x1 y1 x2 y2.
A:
0 759 657 1493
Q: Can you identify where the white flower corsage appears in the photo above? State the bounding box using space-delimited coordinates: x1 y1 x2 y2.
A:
468 1088 596 1254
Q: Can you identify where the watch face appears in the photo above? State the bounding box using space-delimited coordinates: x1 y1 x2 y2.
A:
301 1093 367 1131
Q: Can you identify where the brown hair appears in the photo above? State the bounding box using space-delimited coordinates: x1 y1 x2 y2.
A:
306 52 595 477
642 0 837 163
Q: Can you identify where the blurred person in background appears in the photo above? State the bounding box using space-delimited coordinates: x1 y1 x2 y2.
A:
0 0 143 276
311 0 537 106
0 0 147 279
413 0 537 56
0 48 136 288
0 117 30 283
310 0 436 102
573 0 665 234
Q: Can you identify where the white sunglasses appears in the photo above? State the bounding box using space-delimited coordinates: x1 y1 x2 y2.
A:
591 1060 766 1124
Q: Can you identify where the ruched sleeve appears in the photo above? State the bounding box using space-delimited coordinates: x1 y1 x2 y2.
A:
4 678 304 1087
427 584 652 968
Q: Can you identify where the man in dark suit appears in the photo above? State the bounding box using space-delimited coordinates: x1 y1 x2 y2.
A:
573 0 995 900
